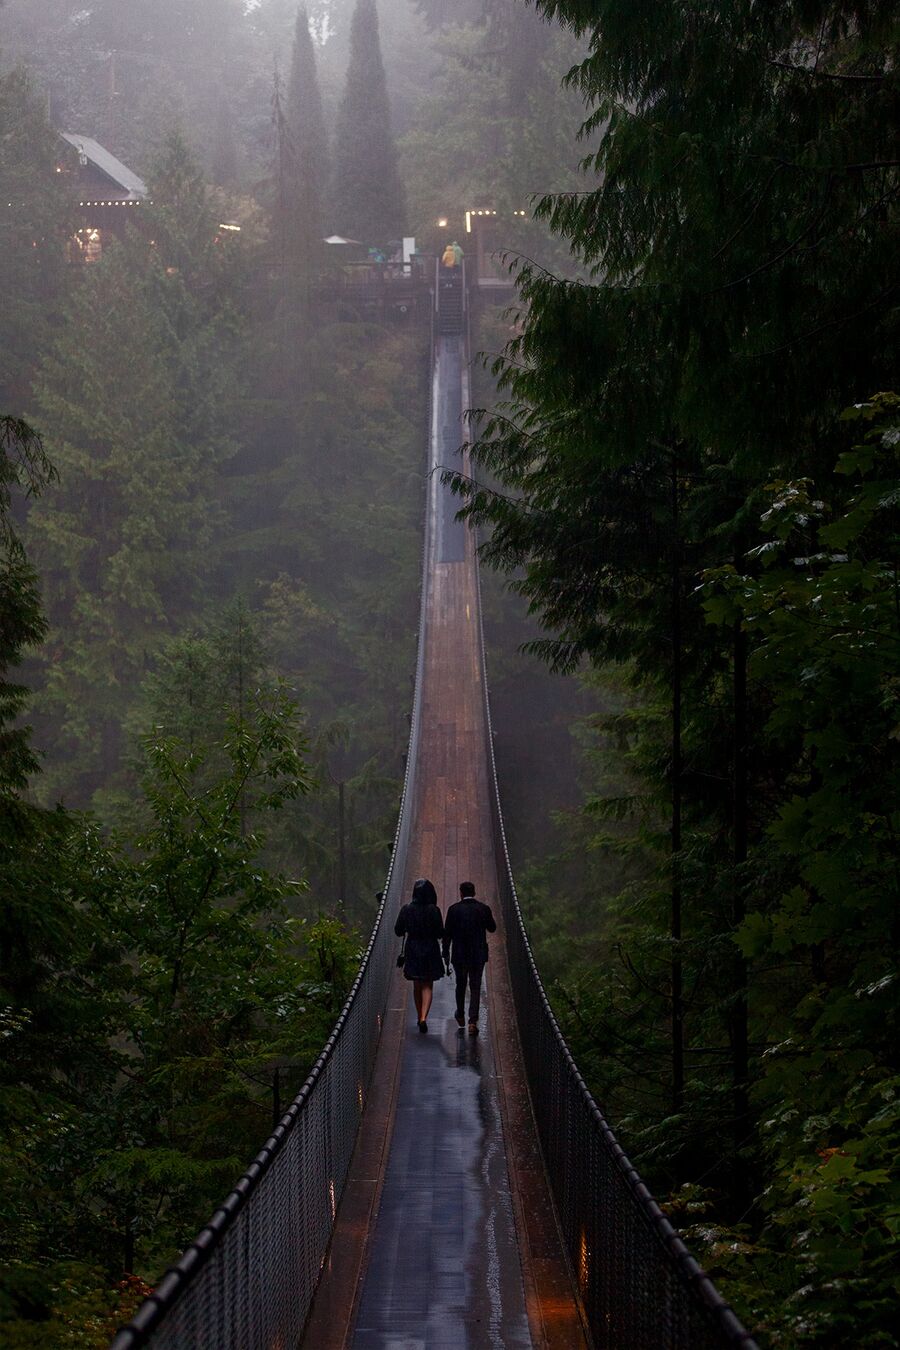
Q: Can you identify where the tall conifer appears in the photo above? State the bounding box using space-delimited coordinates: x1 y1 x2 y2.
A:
331 0 405 245
453 0 899 1336
285 7 329 261
30 134 240 804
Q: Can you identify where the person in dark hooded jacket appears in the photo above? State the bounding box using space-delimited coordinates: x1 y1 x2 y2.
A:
395 877 444 1033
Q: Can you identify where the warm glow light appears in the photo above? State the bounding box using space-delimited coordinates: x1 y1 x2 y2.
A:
579 1229 590 1296
357 1081 364 1112
436 216 448 228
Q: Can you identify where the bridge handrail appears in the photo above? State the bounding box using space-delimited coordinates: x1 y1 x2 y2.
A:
470 472 758 1344
109 319 436 1350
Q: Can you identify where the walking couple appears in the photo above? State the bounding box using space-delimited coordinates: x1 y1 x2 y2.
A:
395 879 497 1036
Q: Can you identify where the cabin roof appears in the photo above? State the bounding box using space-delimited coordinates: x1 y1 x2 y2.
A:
60 133 148 200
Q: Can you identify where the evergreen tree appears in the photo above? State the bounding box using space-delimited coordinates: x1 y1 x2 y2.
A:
78 0 247 162
0 419 54 804
397 16 584 269
285 6 328 260
331 0 405 245
0 66 71 413
450 0 898 1338
29 133 241 806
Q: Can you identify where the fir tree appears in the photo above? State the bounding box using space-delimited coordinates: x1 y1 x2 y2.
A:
29 134 241 806
0 418 54 805
78 0 248 162
0 66 71 412
285 6 328 261
451 0 899 1338
331 0 405 245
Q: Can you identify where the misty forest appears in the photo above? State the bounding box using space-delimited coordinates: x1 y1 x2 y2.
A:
0 0 897 1346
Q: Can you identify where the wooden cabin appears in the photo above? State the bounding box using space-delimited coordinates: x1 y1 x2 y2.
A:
56 133 147 263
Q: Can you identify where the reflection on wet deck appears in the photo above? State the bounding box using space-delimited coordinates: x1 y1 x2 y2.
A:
352 976 531 1349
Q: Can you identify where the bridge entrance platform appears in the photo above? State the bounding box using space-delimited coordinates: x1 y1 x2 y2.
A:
300 336 589 1350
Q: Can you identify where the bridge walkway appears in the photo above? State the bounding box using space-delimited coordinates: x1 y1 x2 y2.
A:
301 334 589 1349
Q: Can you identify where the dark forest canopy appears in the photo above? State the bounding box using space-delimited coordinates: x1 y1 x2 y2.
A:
449 0 899 1343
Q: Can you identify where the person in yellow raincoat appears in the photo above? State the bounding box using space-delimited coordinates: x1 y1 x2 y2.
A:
441 242 457 268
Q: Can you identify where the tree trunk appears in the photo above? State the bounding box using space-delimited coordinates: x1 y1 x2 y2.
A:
731 616 750 1211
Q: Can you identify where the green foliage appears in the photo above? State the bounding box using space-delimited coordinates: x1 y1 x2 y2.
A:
0 420 54 801
331 0 406 244
0 645 363 1338
704 395 900 981
455 0 899 1341
29 132 241 805
284 6 329 266
0 1266 151 1349
1 0 247 172
0 65 72 411
398 17 586 266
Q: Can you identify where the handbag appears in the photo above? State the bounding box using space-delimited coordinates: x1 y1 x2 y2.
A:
396 934 406 968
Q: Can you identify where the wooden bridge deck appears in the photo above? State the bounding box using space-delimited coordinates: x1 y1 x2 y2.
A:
301 336 588 1349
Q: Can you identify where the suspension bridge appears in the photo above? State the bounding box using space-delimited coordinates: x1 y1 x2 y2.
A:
111 265 758 1350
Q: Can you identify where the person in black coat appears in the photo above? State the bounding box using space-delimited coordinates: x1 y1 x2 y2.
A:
395 877 444 1033
441 881 496 1034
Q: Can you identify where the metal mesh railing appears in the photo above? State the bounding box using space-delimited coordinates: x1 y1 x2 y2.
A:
474 586 758 1349
110 315 435 1350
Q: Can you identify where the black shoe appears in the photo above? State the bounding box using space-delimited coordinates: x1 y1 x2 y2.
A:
468 1022 478 1036
455 1012 465 1027
418 1020 428 1034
